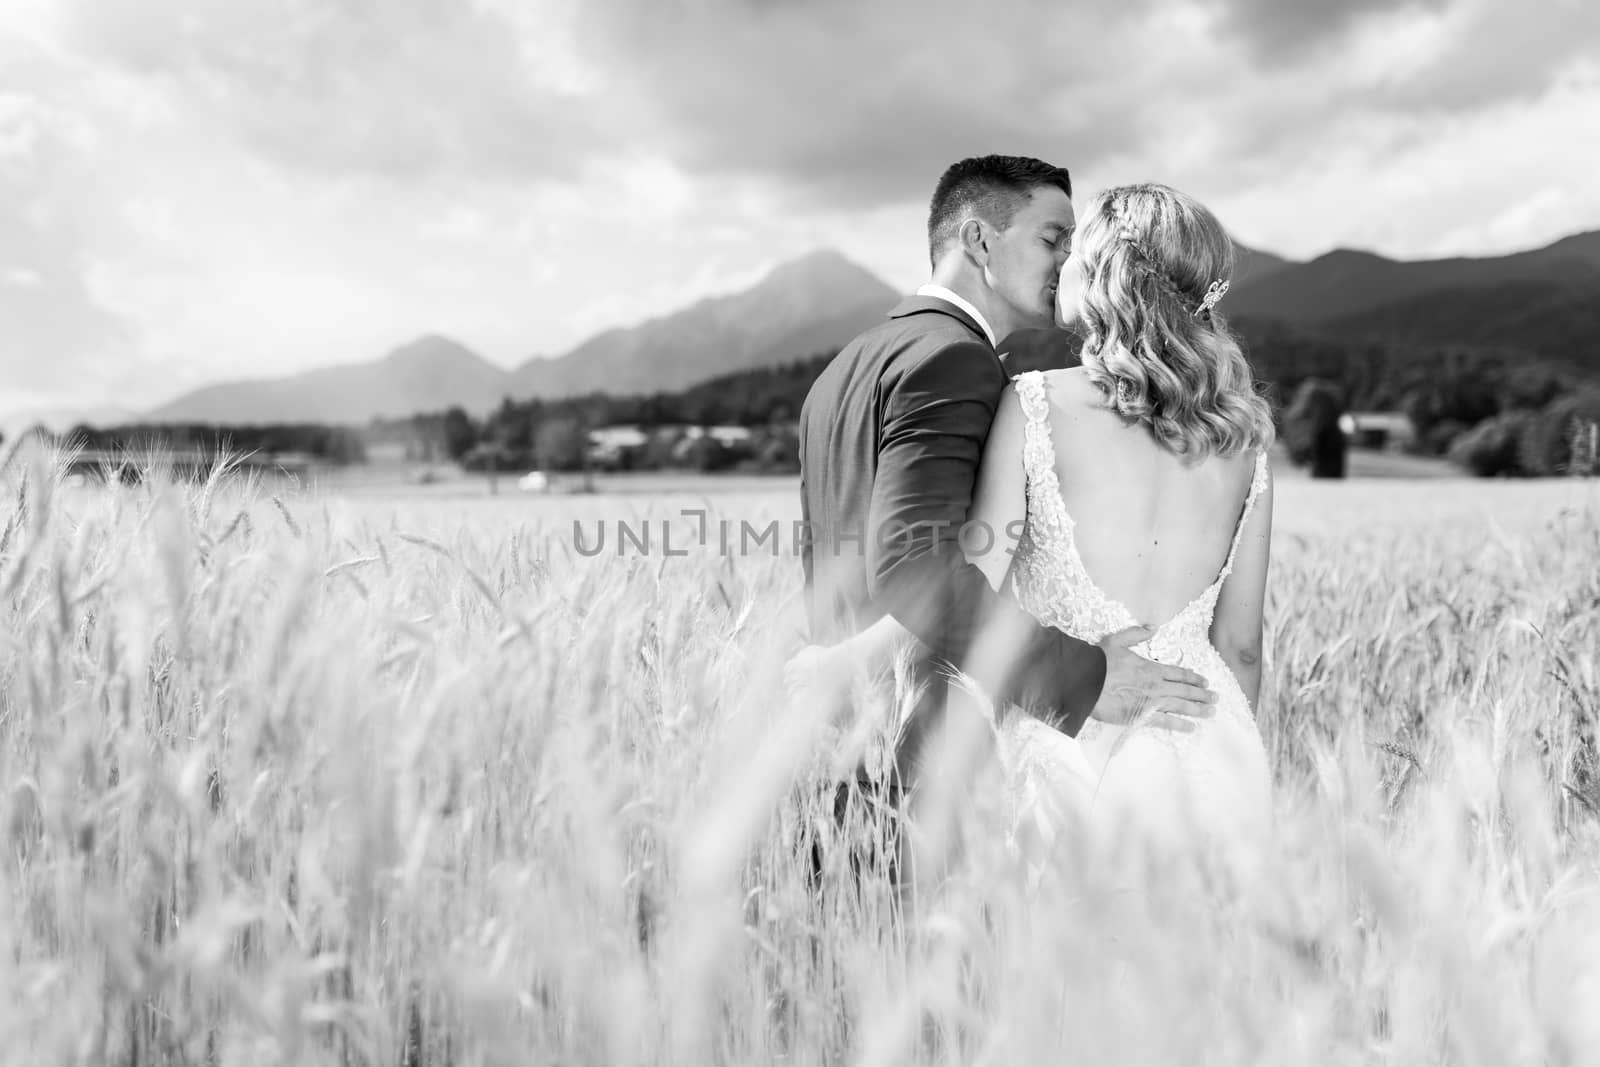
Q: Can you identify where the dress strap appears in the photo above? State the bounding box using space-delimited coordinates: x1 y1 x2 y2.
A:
1012 370 1049 432
1216 450 1270 584
1012 371 1062 497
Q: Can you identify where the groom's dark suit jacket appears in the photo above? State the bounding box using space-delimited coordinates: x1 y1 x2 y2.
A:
798 295 1108 789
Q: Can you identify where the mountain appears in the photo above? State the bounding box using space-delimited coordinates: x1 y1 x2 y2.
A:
141 249 901 424
148 335 511 424
1222 229 1600 384
1319 279 1600 377
1232 242 1298 286
1227 230 1600 324
505 248 900 399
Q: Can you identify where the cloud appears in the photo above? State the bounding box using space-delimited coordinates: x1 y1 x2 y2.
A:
51 0 612 182
0 251 133 392
1372 0 1600 111
573 0 1179 209
567 0 1599 214
1213 0 1449 59
0 71 138 391
1197 74 1600 261
33 0 1598 214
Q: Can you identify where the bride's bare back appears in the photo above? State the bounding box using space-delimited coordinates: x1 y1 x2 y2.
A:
1033 367 1258 627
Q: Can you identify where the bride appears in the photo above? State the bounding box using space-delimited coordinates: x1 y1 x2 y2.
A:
789 182 1277 876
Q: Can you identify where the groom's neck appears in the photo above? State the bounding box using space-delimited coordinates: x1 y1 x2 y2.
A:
927 262 1017 339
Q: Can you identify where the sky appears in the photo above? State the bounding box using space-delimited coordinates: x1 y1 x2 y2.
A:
2 0 1598 415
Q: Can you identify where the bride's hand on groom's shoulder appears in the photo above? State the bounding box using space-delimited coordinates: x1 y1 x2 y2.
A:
1091 627 1217 733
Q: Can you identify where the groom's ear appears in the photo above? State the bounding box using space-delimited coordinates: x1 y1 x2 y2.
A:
958 217 991 265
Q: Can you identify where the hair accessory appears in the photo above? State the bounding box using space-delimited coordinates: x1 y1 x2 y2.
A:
1115 377 1137 407
1195 279 1230 318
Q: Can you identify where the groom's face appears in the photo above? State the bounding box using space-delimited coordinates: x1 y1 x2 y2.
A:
985 185 1076 331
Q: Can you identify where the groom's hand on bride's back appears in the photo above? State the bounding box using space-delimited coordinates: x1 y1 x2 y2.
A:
1090 627 1217 732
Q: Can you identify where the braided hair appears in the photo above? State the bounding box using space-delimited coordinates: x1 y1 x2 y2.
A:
1107 192 1224 321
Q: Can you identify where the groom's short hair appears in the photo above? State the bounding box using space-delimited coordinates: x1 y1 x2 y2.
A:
927 155 1073 267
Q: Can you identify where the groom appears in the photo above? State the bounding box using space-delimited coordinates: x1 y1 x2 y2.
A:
797 155 1214 809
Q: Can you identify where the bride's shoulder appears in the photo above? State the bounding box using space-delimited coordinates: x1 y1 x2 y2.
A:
1225 446 1272 495
1040 367 1105 413
1006 368 1104 425
1045 366 1092 391
1012 366 1092 397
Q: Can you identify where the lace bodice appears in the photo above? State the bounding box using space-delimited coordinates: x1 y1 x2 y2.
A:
1007 370 1269 668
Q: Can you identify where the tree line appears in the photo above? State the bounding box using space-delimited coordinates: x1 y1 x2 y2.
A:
1228 318 1599 477
21 421 369 465
23 316 1598 479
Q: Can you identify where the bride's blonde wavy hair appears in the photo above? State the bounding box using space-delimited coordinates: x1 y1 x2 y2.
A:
1072 183 1274 458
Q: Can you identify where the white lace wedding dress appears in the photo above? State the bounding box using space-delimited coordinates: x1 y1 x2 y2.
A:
994 371 1274 879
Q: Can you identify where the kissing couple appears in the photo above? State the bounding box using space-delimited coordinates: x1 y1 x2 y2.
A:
787 154 1277 884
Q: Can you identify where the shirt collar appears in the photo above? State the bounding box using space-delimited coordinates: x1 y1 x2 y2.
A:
915 284 998 349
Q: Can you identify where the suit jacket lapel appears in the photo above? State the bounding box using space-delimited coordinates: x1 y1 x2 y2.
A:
887 296 1000 361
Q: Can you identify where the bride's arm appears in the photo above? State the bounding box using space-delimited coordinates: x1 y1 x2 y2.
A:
1210 466 1274 712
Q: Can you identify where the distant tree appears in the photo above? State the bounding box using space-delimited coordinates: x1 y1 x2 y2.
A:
1420 418 1469 458
534 414 588 471
755 431 800 473
1448 411 1533 477
462 441 518 493
643 428 684 470
324 427 366 465
1283 378 1347 478
1503 366 1565 411
681 435 733 473
441 407 478 461
484 396 536 455
1519 388 1600 476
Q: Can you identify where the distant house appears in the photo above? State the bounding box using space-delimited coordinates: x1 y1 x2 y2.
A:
666 425 757 469
586 425 651 468
585 423 754 468
588 425 651 449
672 425 752 446
705 425 752 447
1338 412 1417 451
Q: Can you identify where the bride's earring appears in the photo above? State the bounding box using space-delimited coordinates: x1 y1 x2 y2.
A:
1116 378 1136 407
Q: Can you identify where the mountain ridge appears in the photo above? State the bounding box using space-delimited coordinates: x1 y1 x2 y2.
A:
137 228 1600 426
1226 229 1600 322
148 334 513 425
503 248 899 399
143 249 901 425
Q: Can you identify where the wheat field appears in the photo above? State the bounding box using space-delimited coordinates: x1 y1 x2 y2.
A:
2 446 1598 1066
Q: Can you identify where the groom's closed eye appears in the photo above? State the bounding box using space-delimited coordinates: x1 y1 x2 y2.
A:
1042 227 1073 253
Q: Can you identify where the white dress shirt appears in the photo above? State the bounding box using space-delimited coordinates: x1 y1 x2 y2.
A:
915 284 998 349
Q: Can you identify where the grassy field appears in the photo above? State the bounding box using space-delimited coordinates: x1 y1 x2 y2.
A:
3 445 1599 1065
